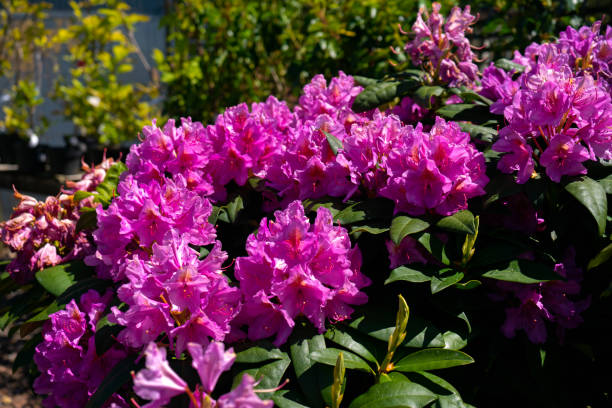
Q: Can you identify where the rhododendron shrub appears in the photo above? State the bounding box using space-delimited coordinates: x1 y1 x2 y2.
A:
0 4 611 408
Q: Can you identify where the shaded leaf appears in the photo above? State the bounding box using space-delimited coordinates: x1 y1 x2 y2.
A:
494 58 525 73
348 381 437 408
325 328 379 365
394 349 474 372
290 335 328 407
588 243 612 270
565 177 607 235
430 270 464 294
234 358 290 399
235 346 287 363
482 260 562 283
386 266 433 284
310 348 374 373
413 86 444 108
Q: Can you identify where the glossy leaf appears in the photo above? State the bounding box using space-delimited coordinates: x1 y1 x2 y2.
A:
386 266 433 284
565 177 607 235
235 346 287 363
394 349 474 372
390 216 430 245
310 348 374 374
418 233 450 265
234 357 291 399
324 130 343 155
494 58 525 73
325 328 379 365
436 211 475 235
94 162 127 206
290 335 328 407
482 260 562 283
588 243 612 270
430 270 464 294
413 86 445 108
35 265 76 297
348 381 438 408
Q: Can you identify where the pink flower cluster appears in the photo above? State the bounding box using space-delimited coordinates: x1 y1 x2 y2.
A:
496 250 590 343
133 341 272 408
110 230 241 355
481 22 612 183
34 289 127 408
0 158 115 282
403 2 479 86
342 115 488 216
234 201 370 346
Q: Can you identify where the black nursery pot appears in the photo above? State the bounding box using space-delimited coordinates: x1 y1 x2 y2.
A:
48 136 87 175
0 133 20 164
14 137 45 173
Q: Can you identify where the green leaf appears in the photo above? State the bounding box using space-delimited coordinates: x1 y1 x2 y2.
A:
390 216 430 245
565 177 608 235
221 195 244 223
353 76 379 87
482 260 562 283
494 58 525 73
334 198 394 226
458 122 497 141
394 349 474 372
235 346 287 363
73 190 94 202
436 211 475 235
95 162 127 206
413 86 444 108
323 130 343 155
588 243 612 270
348 381 438 408
85 355 142 408
417 233 450 265
386 266 433 284
208 206 222 225
350 225 389 236
435 104 490 122
290 335 328 407
353 81 400 112
430 270 464 294
234 358 290 399
35 265 77 297
272 390 311 408
56 277 111 306
598 175 612 195
324 328 379 365
454 280 481 290
76 207 98 232
310 348 374 374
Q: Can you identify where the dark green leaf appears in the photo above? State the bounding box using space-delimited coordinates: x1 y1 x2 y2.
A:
324 328 379 365
413 86 445 108
95 324 122 355
494 58 525 73
310 348 374 373
458 122 498 142
85 355 142 408
588 243 612 270
417 233 450 265
223 195 244 223
208 206 222 225
353 76 378 87
390 216 430 245
56 277 111 306
352 81 400 112
436 211 475 235
454 280 481 290
565 177 608 235
76 207 98 232
482 260 562 283
348 381 437 408
323 131 343 155
235 346 287 363
430 270 464 294
435 104 490 122
386 266 433 284
394 349 474 372
234 358 290 399
272 390 311 408
290 335 328 407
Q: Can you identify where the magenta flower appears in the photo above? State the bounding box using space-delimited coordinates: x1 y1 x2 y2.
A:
33 290 127 408
216 375 274 408
133 342 188 408
187 341 236 394
234 201 370 346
